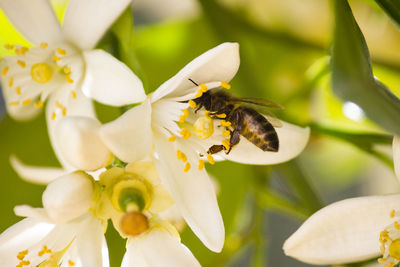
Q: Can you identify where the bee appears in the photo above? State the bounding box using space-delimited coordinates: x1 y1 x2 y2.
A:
189 80 283 155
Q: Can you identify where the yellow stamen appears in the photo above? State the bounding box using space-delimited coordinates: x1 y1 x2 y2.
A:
200 83 208 93
68 260 75 266
198 160 205 170
195 89 203 98
181 153 187 162
17 250 28 260
180 128 191 139
221 120 231 127
204 111 210 118
64 67 71 74
222 139 230 150
62 108 67 116
184 162 191 172
216 113 227 118
179 115 185 123
51 112 56 120
65 74 74 83
22 99 31 106
222 130 231 137
188 100 197 109
391 210 395 218
395 221 400 230
168 135 176 142
15 87 21 95
38 245 52 256
8 77 13 87
17 60 26 68
17 260 30 267
52 55 61 61
221 81 231 89
71 90 77 99
9 101 19 106
381 244 386 254
2 66 9 76
183 109 189 117
57 48 66 55
31 63 53 83
15 46 28 55
34 101 43 108
176 150 183 160
40 43 48 49
207 154 215 165
4 44 14 50
378 258 388 263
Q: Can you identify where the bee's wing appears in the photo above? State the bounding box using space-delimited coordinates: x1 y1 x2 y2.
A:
232 97 284 109
262 110 283 128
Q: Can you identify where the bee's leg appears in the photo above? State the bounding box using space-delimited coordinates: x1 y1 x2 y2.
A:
226 110 243 154
207 145 225 155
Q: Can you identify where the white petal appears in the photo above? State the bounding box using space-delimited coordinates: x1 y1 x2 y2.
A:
393 136 400 182
62 0 131 50
220 121 310 165
3 99 42 121
76 216 105 267
46 89 96 170
55 116 112 171
283 194 400 265
122 229 200 267
42 171 94 223
10 155 67 184
153 136 225 252
14 205 51 222
0 0 62 45
151 42 240 102
99 101 152 163
81 49 145 106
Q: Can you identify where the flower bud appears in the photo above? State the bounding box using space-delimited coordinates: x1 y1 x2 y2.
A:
43 171 94 223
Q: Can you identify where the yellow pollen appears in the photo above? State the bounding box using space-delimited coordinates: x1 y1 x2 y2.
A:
168 135 176 142
17 60 26 68
16 260 30 267
183 109 189 117
222 139 230 150
52 55 61 61
216 113 227 118
4 44 14 50
55 101 64 109
176 150 183 160
200 83 208 93
222 130 231 137
64 67 71 74
188 100 197 109
17 250 28 260
180 128 191 139
198 160 205 170
15 87 21 95
391 210 395 218
15 47 28 55
184 162 191 172
71 90 77 99
51 112 56 120
2 66 9 76
221 81 231 89
194 116 214 139
195 89 203 98
30 62 53 83
62 108 67 116
8 77 13 87
38 245 52 256
34 101 43 108
40 43 48 49
179 115 185 123
220 120 231 127
68 260 75 266
9 101 19 106
181 153 187 162
22 99 31 106
207 154 215 165
395 222 400 230
65 74 74 83
57 48 66 55
389 239 400 260
378 258 388 263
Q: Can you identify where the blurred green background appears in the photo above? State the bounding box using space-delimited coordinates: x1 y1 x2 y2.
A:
1 0 400 266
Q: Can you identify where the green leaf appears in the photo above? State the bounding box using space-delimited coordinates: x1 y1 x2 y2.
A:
332 0 400 136
374 0 400 27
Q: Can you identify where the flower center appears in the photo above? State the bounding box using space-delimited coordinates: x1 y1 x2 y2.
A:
378 209 400 265
389 239 400 260
30 63 53 83
120 211 149 236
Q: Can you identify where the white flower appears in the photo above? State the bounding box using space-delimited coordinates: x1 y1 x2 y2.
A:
0 0 146 169
98 42 310 252
283 136 400 266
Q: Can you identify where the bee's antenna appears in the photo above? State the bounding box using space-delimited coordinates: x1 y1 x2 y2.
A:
188 78 198 86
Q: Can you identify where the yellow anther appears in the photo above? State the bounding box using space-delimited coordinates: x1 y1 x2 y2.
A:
221 81 231 90
57 48 66 55
200 83 208 93
180 128 191 139
17 60 26 68
68 260 75 266
222 139 230 150
52 55 61 61
31 62 53 83
207 154 215 165
181 152 187 162
168 135 176 142
184 162 191 172
71 90 77 99
176 150 183 160
2 66 9 76
17 250 28 260
4 44 14 50
198 160 205 170
55 101 64 109
9 101 19 106
204 111 210 118
40 43 48 49
62 108 67 116
195 89 203 98
15 87 21 95
64 67 71 74
179 115 185 123
395 221 400 230
65 74 74 83
216 113 227 118
15 47 28 55
381 244 386 254
194 116 214 139
34 101 43 108
188 100 197 109
51 112 56 120
38 245 52 256
183 109 189 117
391 210 395 218
8 77 13 87
378 258 388 263
17 260 30 266
22 99 32 106
222 130 231 137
